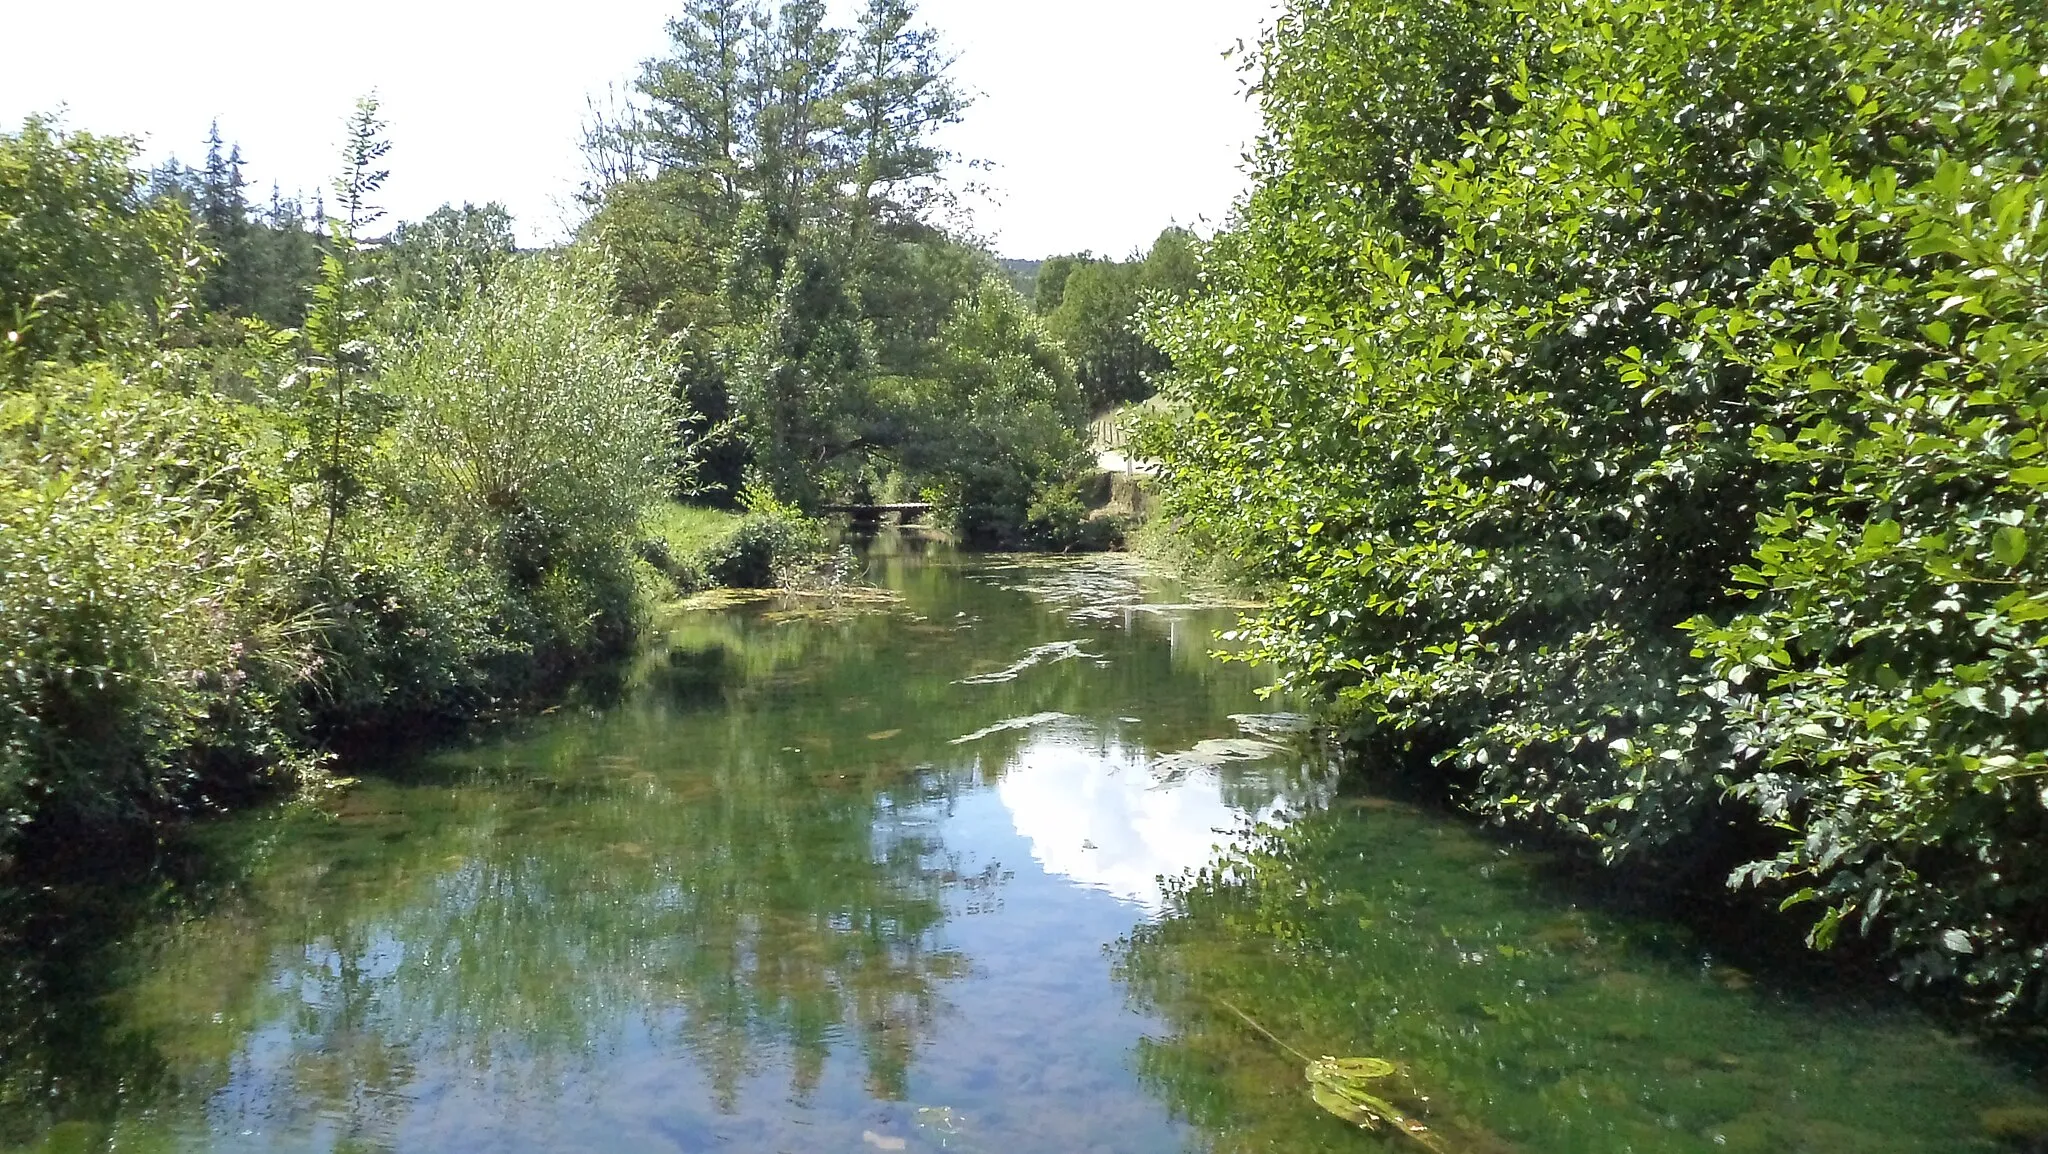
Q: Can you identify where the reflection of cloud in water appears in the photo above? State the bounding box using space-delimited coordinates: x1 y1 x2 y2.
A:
994 729 1302 913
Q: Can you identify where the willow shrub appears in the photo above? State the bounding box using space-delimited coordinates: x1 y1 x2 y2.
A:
373 251 677 682
1150 0 2048 1009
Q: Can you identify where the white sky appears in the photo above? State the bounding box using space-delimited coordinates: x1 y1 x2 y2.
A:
0 1 1274 258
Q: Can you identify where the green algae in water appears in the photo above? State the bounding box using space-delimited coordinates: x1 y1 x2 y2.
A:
1982 1105 2048 1150
3 540 2046 1154
1304 1057 1446 1152
1214 996 1464 1153
1117 806 2048 1154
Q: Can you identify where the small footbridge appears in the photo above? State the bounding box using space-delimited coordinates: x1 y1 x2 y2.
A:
820 502 933 526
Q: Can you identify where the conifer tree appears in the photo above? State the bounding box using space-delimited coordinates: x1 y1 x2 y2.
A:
638 0 757 235
248 183 319 328
197 121 255 316
844 0 964 244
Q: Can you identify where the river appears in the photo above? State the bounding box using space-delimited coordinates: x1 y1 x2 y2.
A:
3 537 2044 1153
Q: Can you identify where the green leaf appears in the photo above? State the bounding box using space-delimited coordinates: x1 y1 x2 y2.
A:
1994 525 2028 567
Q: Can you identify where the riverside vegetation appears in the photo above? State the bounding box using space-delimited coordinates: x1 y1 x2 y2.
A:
0 104 689 877
1 0 1177 883
7 0 2048 1120
8 550 2045 1153
1143 0 2048 1018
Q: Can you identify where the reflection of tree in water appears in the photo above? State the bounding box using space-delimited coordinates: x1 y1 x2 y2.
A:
2 545 1296 1150
0 878 183 1147
1 722 977 1149
242 744 965 1122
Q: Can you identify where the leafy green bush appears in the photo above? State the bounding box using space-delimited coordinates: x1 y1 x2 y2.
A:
698 488 830 589
299 514 513 735
1671 21 2048 1005
1 117 193 368
896 276 1093 547
0 365 313 863
384 251 675 566
1150 0 2048 1009
637 498 833 592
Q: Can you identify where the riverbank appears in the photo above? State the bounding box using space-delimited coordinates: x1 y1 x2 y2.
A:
3 544 2040 1153
1139 0 2048 1018
0 482 832 893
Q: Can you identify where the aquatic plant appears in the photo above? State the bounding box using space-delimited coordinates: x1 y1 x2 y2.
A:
1216 997 1451 1152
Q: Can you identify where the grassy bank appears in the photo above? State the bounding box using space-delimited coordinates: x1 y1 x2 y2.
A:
638 496 835 595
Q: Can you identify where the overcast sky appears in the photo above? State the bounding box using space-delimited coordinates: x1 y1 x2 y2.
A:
0 1 1274 258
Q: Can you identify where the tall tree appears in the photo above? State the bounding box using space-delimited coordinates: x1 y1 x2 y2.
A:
843 0 965 244
196 121 256 317
585 0 1060 519
1032 254 1090 315
305 95 392 563
1045 260 1147 409
247 183 320 329
1138 226 1199 302
734 242 872 504
749 0 846 263
579 85 653 200
637 0 757 234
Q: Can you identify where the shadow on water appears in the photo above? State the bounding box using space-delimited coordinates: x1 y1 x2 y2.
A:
2 537 2046 1153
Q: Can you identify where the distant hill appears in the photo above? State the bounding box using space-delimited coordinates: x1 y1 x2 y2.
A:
997 257 1043 303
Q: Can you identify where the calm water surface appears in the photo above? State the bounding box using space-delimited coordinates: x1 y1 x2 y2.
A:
3 540 2045 1153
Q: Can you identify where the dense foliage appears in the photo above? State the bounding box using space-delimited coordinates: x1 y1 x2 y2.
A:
894 276 1098 546
1 364 312 843
0 112 682 870
581 0 1108 544
1 116 190 365
1149 0 2048 1010
1037 228 1200 411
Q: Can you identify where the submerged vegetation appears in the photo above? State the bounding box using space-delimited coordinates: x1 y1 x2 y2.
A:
1146 0 2048 1014
10 3 2048 1147
1117 805 2048 1153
